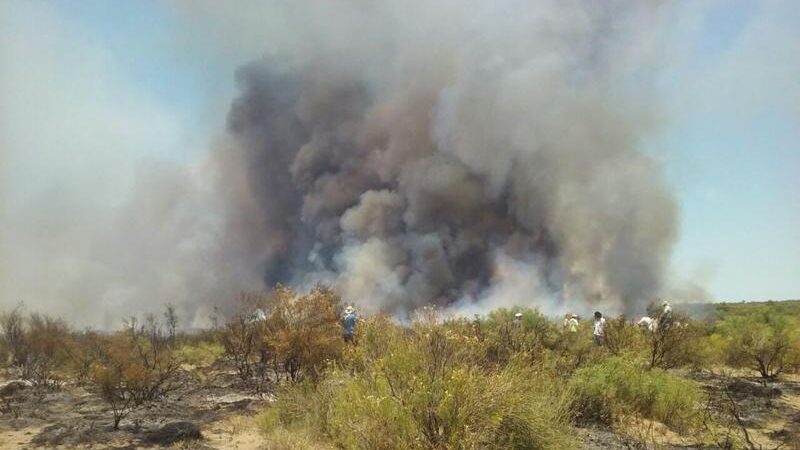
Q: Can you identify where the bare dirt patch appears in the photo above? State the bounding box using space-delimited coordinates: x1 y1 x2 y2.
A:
0 362 273 449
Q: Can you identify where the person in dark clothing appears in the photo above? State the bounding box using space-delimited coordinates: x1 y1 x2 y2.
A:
342 305 357 344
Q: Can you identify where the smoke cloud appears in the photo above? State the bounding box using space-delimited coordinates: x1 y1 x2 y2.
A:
10 0 751 328
211 0 679 317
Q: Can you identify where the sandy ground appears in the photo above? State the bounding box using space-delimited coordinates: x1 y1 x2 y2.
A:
202 416 265 450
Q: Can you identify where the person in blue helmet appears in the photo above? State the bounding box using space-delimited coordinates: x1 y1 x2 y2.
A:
342 305 357 344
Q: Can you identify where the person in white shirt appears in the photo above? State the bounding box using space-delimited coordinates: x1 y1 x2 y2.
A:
567 314 579 333
637 316 656 332
592 311 606 345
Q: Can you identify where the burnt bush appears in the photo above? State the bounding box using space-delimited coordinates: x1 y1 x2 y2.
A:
0 309 72 389
90 315 180 429
21 314 71 389
262 285 344 383
0 306 26 367
219 284 344 387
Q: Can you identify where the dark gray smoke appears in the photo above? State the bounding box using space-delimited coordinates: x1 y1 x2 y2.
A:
212 0 678 316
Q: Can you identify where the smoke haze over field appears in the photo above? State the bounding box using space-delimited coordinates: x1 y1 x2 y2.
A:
4 0 797 328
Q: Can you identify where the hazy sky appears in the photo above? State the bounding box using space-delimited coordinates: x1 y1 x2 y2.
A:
1 0 798 325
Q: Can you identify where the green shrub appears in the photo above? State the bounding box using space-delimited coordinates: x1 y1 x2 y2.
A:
478 308 558 368
569 356 703 431
603 316 648 357
714 306 794 378
548 326 605 377
269 312 573 450
175 341 224 367
260 427 334 450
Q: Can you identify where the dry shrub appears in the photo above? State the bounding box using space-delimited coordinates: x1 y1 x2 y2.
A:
0 306 26 366
66 329 111 382
219 314 261 383
0 308 72 389
219 284 344 386
90 316 180 429
263 285 344 383
647 315 703 370
21 314 71 389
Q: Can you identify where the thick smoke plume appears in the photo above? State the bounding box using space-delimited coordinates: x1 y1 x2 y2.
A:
213 0 678 317
1 0 690 328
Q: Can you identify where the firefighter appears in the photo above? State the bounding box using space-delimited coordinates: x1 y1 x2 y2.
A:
592 311 606 345
658 300 673 330
342 305 357 344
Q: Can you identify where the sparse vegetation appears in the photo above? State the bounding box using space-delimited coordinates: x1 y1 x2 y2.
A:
712 303 799 378
219 284 344 387
0 296 799 448
260 312 573 450
90 314 181 429
569 356 703 429
0 308 72 389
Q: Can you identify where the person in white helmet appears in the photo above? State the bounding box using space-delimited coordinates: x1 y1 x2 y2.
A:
658 300 673 330
342 305 357 344
513 312 523 329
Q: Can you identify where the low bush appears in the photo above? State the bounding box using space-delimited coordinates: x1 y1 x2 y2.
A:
90 315 180 429
478 307 558 368
219 314 262 383
66 329 109 382
714 305 796 378
21 313 72 389
264 312 574 450
0 309 72 389
256 407 333 450
548 325 605 377
175 341 224 368
262 285 344 383
603 316 648 357
218 284 344 388
569 356 704 431
0 306 26 366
